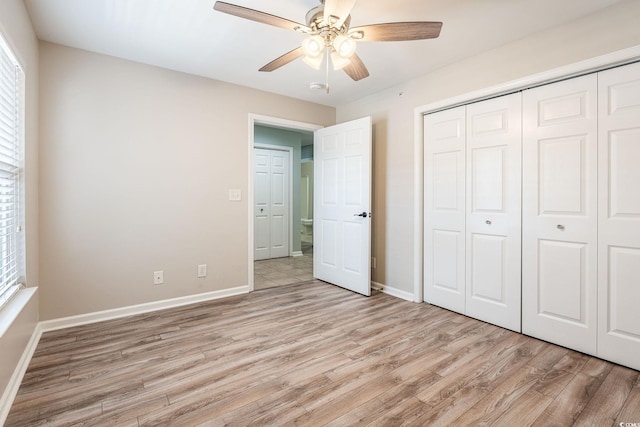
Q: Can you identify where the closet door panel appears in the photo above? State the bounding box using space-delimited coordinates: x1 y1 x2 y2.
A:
465 93 522 332
597 61 640 371
522 74 598 355
424 106 466 312
470 234 506 301
538 240 586 322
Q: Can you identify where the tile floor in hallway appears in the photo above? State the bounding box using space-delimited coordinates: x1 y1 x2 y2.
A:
254 243 313 290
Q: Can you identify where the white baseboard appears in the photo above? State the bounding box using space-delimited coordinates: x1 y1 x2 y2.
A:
292 251 303 257
39 286 250 332
0 323 42 426
372 281 415 302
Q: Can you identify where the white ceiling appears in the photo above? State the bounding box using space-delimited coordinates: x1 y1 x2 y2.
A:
24 0 624 107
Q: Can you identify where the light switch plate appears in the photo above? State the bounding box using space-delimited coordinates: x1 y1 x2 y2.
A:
229 189 241 201
197 264 207 278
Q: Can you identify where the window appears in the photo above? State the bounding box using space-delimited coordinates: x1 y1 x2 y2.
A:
0 34 24 309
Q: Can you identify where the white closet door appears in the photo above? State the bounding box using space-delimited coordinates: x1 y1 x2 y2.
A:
254 148 290 260
465 93 522 332
269 150 290 258
254 148 271 261
522 74 598 355
424 106 466 312
597 62 640 371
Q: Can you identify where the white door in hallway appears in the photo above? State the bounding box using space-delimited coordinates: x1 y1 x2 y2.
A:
522 74 598 355
314 117 372 296
597 62 640 370
254 148 290 260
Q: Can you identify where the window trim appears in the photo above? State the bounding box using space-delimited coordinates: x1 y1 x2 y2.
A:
0 32 25 311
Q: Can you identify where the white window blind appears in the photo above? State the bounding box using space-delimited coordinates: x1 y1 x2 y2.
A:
0 35 24 308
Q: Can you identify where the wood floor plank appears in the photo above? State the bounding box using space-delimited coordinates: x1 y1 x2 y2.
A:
532 372 608 427
416 339 547 426
616 376 640 426
415 331 525 405
6 280 639 426
293 374 400 425
491 388 554 426
526 344 570 371
326 368 442 426
367 396 432 427
450 364 545 426
581 357 616 379
572 364 640 426
429 327 518 378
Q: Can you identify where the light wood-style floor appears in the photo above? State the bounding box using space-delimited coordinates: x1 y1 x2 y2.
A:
254 243 313 290
7 281 640 426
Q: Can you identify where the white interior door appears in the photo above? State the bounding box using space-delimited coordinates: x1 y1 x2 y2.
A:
314 116 372 296
597 62 640 371
424 106 466 312
522 74 598 355
254 148 290 260
465 93 522 332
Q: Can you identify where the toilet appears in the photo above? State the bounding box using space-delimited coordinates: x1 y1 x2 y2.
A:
301 218 313 240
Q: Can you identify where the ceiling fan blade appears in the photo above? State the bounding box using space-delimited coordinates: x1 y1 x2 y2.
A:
350 22 442 42
343 53 369 81
259 47 305 72
323 0 358 28
214 2 310 33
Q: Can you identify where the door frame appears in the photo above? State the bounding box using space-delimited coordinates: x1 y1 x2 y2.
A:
248 114 323 291
413 46 640 303
253 143 294 260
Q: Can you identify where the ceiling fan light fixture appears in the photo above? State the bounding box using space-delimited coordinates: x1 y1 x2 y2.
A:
333 35 356 58
302 35 325 58
330 51 351 70
303 53 323 70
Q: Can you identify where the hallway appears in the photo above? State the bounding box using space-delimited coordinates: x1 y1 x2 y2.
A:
254 243 313 290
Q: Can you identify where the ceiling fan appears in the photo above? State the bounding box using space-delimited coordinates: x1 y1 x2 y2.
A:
213 0 442 83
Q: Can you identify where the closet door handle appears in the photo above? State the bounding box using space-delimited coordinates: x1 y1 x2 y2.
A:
485 220 492 225
354 212 368 218
557 224 565 230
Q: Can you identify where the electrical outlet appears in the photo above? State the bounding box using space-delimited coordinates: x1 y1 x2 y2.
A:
154 270 164 285
197 264 207 278
228 189 242 201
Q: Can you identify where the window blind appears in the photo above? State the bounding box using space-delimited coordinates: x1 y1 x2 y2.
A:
0 35 23 308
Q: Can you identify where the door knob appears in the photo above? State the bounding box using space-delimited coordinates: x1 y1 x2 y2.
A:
354 212 368 218
557 224 565 230
485 220 492 225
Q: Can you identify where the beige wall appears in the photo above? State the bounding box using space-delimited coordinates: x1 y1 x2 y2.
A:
337 0 640 294
0 0 39 409
38 42 335 320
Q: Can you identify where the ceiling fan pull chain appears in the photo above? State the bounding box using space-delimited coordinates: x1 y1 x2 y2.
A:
325 46 330 94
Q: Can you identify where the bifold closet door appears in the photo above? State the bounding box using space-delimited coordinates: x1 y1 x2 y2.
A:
424 106 466 313
465 93 522 332
522 74 598 355
597 62 640 371
254 148 290 260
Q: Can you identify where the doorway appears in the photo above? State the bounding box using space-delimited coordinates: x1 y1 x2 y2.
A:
254 146 292 261
248 115 322 291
